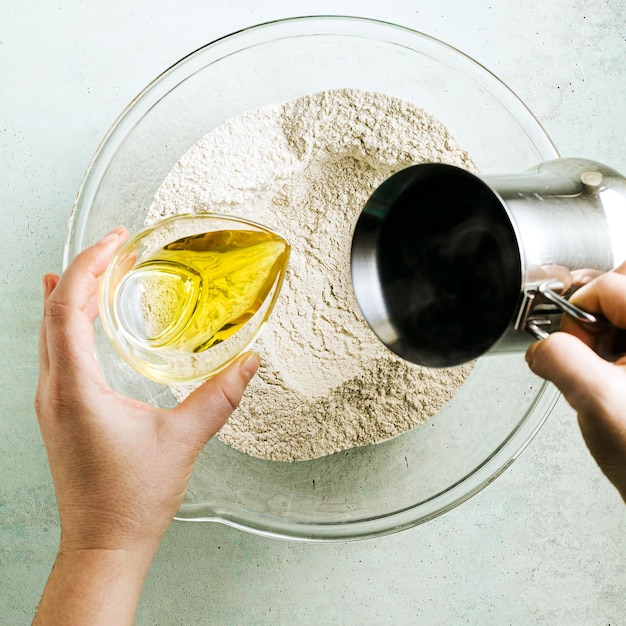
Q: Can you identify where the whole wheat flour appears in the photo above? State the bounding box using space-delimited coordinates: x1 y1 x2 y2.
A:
146 88 477 462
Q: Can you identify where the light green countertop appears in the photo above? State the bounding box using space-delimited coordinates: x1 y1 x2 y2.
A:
1 1 625 623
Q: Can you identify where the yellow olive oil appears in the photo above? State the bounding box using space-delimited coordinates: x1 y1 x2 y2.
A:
127 229 289 353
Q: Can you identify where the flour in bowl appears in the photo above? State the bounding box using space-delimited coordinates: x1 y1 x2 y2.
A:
146 88 477 461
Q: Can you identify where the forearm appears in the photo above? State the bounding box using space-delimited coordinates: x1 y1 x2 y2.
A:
33 547 154 625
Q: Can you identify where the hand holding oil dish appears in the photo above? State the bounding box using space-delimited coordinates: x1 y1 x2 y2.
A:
98 214 290 384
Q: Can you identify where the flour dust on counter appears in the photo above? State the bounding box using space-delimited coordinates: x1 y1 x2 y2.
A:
147 88 477 461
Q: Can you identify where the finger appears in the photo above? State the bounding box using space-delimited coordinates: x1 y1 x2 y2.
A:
44 228 128 372
37 274 60 408
527 264 573 289
36 274 62 423
526 332 615 416
570 271 626 329
569 268 604 291
38 274 60 375
613 259 626 275
49 227 129 315
171 352 261 447
43 273 59 299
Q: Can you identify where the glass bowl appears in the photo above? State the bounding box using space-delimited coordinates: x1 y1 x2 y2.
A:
65 16 560 541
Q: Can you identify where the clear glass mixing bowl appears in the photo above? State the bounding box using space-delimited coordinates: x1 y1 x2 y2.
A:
65 16 560 541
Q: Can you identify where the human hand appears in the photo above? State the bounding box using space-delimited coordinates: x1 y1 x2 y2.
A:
34 227 260 624
526 263 626 502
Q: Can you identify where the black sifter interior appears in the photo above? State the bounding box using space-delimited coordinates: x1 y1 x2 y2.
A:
355 164 523 367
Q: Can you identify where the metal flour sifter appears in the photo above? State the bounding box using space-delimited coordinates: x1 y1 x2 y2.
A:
351 158 626 367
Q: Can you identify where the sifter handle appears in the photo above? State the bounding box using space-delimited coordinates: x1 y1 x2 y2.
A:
525 279 610 340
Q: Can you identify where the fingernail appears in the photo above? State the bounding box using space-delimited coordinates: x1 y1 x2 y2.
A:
239 352 261 380
100 226 123 245
41 274 49 295
525 342 538 367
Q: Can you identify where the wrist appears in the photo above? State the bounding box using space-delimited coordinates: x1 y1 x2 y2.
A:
55 504 167 559
33 546 155 625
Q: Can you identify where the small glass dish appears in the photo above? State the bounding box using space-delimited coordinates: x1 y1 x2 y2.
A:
98 213 290 384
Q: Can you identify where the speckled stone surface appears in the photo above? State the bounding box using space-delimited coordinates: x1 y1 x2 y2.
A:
1 1 625 623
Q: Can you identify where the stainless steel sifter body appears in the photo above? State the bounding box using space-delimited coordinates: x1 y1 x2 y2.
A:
351 158 626 367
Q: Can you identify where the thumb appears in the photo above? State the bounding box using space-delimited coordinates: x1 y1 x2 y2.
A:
172 352 261 446
526 332 615 416
528 333 626 501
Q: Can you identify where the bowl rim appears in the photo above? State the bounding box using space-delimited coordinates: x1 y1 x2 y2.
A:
174 379 559 542
64 15 558 268
66 14 561 541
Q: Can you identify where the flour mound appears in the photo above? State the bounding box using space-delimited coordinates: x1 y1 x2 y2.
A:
147 88 477 462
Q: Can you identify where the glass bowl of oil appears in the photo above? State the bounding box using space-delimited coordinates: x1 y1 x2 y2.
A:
67 16 560 541
99 214 290 384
